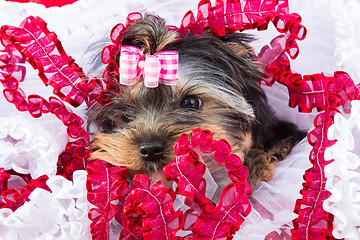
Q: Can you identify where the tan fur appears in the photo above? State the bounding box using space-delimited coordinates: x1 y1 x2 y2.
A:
90 132 143 169
226 42 253 58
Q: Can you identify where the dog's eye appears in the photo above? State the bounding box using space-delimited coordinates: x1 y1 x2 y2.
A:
102 119 117 132
180 96 202 109
122 113 132 123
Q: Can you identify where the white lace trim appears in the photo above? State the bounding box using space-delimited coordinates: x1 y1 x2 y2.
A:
323 100 360 240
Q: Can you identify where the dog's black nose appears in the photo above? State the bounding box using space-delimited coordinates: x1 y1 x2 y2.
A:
139 141 165 162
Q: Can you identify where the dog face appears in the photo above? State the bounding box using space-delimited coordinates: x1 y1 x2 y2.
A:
88 73 254 177
87 15 302 187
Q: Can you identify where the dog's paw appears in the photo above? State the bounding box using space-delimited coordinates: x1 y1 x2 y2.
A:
244 149 277 190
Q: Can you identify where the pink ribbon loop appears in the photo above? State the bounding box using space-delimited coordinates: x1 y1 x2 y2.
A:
119 45 178 88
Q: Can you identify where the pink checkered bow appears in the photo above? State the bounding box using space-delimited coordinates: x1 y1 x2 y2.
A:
119 45 179 88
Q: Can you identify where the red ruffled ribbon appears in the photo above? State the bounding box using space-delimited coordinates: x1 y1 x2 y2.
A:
0 16 110 108
120 175 184 239
0 170 50 211
87 160 129 240
86 129 251 240
5 0 78 8
166 129 251 239
174 0 290 37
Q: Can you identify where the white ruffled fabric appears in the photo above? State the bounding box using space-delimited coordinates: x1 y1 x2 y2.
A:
330 0 360 84
324 100 360 240
235 139 312 239
0 170 93 240
0 115 68 179
0 0 359 239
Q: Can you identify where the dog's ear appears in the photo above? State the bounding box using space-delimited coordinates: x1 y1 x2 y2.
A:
121 14 179 55
218 33 266 84
218 33 257 60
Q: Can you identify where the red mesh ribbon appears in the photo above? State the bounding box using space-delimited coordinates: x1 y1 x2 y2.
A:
86 129 251 240
0 173 50 211
253 9 358 239
174 0 296 37
165 129 251 239
0 169 51 212
0 16 108 108
87 160 129 240
0 168 11 206
257 13 359 240
5 0 79 8
119 175 184 239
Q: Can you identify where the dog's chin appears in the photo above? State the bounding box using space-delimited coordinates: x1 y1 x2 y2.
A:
128 161 173 188
148 171 173 188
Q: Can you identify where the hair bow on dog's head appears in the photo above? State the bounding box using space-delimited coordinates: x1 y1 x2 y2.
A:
119 45 179 88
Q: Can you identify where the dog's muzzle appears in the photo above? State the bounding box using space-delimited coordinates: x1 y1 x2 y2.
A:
139 140 166 162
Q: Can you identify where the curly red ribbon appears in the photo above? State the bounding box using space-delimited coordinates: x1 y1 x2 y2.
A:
5 0 78 8
86 129 251 240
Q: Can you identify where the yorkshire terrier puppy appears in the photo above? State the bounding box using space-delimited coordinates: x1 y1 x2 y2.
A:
87 14 305 191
